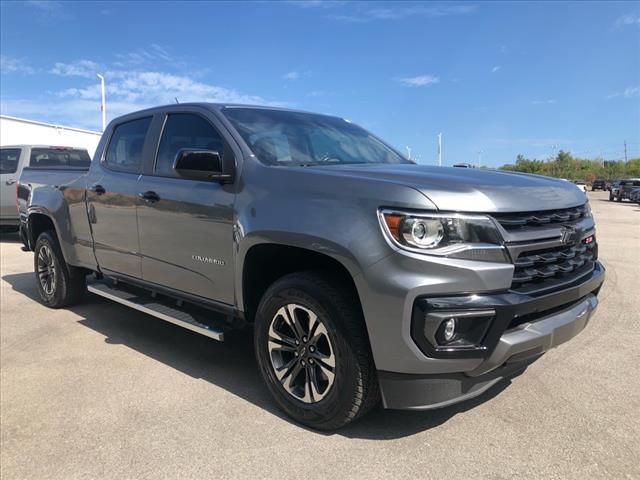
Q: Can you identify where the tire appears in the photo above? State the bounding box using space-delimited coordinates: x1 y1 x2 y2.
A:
609 193 614 201
616 195 622 202
254 271 379 430
34 231 86 308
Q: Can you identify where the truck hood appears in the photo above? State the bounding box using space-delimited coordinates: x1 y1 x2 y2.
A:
304 164 586 213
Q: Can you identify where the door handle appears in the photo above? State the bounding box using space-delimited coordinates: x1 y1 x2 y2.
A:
5 179 16 186
90 184 106 195
139 190 160 203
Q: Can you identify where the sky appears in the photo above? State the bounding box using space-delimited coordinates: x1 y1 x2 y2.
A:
0 0 639 167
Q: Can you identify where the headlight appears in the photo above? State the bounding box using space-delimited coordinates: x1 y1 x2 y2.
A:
379 210 509 263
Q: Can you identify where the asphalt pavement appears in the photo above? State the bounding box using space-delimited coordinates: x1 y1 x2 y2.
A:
1 191 639 479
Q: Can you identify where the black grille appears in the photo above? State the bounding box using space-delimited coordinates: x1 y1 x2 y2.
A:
510 239 597 295
494 204 589 230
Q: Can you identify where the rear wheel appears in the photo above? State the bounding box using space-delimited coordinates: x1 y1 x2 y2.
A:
34 231 86 308
254 272 378 430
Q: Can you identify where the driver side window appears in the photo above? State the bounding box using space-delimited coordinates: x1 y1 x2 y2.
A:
155 113 226 177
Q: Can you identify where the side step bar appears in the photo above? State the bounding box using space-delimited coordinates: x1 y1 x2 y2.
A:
87 281 226 341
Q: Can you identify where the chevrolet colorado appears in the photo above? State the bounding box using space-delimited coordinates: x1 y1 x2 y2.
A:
18 104 605 430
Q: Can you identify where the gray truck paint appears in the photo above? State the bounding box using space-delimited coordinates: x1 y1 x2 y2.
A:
18 103 604 409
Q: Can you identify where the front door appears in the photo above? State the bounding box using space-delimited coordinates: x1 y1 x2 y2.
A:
86 116 153 279
137 112 236 304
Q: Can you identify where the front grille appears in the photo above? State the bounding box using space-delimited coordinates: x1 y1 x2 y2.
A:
510 239 597 295
494 204 589 230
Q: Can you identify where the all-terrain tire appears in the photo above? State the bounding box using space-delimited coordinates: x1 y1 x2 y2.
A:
34 231 86 308
254 271 379 430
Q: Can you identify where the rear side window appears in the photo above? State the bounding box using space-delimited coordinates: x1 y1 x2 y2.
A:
104 117 152 173
0 148 21 174
29 148 91 168
155 113 226 177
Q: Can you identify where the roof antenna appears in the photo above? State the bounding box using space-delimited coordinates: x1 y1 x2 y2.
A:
174 97 179 104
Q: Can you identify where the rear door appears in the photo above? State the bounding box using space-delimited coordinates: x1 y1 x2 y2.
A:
0 148 23 221
86 116 153 278
136 110 236 304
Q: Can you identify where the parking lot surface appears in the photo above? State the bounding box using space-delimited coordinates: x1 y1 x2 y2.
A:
1 191 639 479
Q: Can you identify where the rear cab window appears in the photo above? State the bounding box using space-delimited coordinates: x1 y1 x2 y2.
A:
104 117 152 174
29 148 91 169
0 148 21 174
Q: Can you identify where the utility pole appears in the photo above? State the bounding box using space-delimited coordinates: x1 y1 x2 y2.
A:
624 140 628 162
438 133 442 166
97 74 106 132
406 146 412 161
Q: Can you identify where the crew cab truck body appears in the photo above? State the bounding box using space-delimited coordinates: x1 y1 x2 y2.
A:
18 103 605 429
1 145 90 231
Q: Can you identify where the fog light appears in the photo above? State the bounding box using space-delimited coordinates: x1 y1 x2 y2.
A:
443 318 457 341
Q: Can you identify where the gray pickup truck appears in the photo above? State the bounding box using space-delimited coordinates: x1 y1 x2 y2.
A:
18 103 605 430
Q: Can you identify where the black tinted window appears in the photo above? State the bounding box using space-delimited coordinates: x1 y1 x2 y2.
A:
105 117 152 173
155 114 225 176
30 148 91 168
0 148 21 174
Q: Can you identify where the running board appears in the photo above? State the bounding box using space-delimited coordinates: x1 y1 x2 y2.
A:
87 281 226 341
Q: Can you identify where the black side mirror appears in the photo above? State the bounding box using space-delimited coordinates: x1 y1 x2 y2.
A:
173 149 232 182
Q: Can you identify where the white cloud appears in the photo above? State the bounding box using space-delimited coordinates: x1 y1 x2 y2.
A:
287 0 345 8
492 65 501 73
607 86 640 99
3 65 284 130
283 71 300 80
615 14 640 28
330 4 476 22
532 99 557 105
50 60 101 78
115 44 173 66
27 0 62 11
0 56 35 75
397 74 440 87
26 0 70 20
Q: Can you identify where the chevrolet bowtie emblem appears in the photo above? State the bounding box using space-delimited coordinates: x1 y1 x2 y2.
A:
560 226 577 245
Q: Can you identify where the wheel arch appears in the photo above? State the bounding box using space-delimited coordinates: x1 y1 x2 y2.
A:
240 241 364 325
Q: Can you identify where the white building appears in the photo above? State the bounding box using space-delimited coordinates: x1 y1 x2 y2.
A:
0 115 102 156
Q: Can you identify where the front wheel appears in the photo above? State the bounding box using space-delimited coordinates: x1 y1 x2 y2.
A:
254 272 379 430
34 231 86 308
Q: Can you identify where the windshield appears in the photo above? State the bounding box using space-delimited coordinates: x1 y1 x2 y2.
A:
222 107 410 166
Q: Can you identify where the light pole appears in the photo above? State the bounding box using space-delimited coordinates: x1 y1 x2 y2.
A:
406 146 412 160
438 133 442 166
477 149 483 168
97 74 106 132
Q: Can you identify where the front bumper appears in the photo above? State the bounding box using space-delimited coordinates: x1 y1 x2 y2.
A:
378 261 604 410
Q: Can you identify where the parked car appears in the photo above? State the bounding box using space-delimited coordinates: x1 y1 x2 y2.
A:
17 103 605 430
610 178 640 202
0 145 90 232
629 187 640 204
574 181 588 193
591 179 606 191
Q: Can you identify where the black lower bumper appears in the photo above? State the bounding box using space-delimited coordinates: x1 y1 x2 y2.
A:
378 359 534 410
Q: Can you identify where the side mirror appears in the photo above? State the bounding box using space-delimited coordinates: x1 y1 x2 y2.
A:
173 149 232 182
